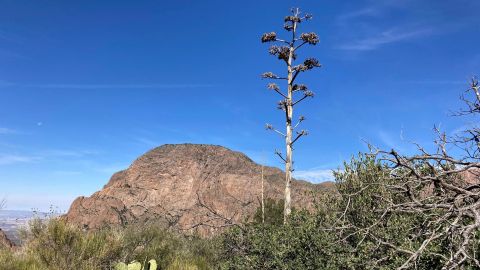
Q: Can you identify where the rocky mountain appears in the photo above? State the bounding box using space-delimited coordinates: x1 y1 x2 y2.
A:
65 144 334 235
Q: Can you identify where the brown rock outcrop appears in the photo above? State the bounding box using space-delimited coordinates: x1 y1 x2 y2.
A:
0 229 13 249
65 144 333 235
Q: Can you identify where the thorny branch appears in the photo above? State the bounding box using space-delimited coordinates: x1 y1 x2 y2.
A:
188 191 245 232
336 78 480 269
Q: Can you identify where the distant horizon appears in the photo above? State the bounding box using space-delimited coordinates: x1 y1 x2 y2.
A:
1 0 480 211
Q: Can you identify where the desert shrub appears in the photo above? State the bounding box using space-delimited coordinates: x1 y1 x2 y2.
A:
218 154 434 269
118 223 216 270
22 218 123 270
0 249 42 270
219 154 474 269
166 255 211 270
2 218 217 270
219 209 346 270
252 198 285 226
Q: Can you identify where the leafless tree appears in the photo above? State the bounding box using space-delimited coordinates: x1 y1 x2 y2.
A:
262 8 321 224
344 77 480 269
189 191 245 232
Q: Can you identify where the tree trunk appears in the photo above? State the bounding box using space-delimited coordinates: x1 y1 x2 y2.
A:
283 22 296 224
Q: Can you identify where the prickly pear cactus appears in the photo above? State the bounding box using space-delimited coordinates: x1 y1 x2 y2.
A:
147 259 158 270
127 261 142 270
114 262 128 270
114 259 157 270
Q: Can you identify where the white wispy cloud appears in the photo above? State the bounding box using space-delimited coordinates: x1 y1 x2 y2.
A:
0 127 16 134
0 154 39 165
3 194 75 212
0 148 99 166
339 27 433 51
375 129 429 155
95 163 129 174
0 49 25 59
402 80 466 85
377 130 400 150
337 7 380 23
52 170 83 176
335 0 439 51
294 168 335 183
134 137 161 147
0 82 215 89
449 123 479 137
337 0 411 24
29 83 216 89
0 80 13 87
40 149 100 158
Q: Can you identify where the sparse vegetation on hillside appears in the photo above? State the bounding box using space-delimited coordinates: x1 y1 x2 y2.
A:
0 219 217 270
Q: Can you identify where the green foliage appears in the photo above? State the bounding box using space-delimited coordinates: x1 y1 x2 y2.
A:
333 154 412 268
118 224 215 270
334 154 458 269
0 249 42 270
218 154 446 269
219 210 346 270
24 218 123 270
0 218 216 270
253 198 284 225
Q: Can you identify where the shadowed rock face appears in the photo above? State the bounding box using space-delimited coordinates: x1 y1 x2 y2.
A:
65 144 334 235
0 229 13 249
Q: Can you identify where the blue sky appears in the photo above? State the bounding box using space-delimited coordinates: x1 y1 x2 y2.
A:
0 0 479 211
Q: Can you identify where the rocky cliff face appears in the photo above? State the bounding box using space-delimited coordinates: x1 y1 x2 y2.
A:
65 144 333 235
0 229 13 249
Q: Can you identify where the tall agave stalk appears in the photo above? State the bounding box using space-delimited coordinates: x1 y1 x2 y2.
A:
262 8 320 224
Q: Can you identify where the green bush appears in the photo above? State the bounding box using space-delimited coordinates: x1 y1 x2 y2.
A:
0 249 42 270
0 218 217 270
118 223 215 270
252 198 285 226
22 218 123 270
218 209 347 270
218 154 458 269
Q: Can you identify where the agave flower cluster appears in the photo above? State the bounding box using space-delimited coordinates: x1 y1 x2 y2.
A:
261 32 277 43
284 15 301 23
269 45 293 62
300 32 319 45
261 72 281 79
277 99 289 111
267 83 280 91
292 84 307 91
294 58 321 72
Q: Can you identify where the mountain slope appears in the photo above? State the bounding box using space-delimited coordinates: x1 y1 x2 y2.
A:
65 144 333 235
0 228 13 249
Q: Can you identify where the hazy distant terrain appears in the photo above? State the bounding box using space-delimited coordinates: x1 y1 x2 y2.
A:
0 210 47 244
